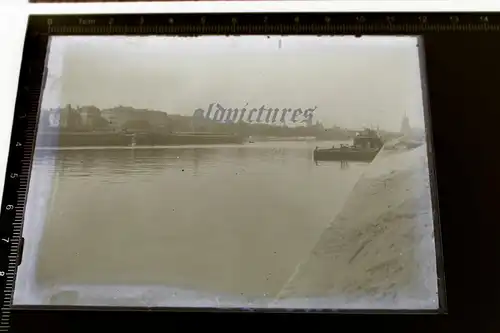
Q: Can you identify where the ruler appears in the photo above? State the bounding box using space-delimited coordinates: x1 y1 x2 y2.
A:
0 30 48 331
25 13 500 35
0 12 498 330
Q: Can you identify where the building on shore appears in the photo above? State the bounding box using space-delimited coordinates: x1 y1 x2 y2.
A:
78 106 103 129
39 105 170 133
39 105 85 131
100 107 171 133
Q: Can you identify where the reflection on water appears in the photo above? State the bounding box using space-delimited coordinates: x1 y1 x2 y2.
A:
30 141 368 299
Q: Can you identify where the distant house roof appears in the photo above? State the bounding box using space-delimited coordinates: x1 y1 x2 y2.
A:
101 107 167 115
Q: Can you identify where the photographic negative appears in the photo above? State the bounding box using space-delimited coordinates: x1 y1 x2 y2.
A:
14 35 440 309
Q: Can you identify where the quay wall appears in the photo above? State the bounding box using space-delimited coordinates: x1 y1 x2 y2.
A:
272 144 439 309
35 132 245 147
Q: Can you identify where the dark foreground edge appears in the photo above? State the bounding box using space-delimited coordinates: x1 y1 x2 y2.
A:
1 13 499 333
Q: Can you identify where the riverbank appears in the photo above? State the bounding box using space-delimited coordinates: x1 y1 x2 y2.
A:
272 144 439 309
35 131 245 147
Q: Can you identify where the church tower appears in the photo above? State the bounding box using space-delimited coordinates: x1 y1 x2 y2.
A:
400 113 411 136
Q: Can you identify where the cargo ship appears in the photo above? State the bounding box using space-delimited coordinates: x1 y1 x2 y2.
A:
35 131 245 148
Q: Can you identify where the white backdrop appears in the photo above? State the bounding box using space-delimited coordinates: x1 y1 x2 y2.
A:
0 0 498 230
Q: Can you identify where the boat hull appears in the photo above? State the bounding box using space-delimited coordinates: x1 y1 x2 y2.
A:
403 141 423 149
313 148 380 162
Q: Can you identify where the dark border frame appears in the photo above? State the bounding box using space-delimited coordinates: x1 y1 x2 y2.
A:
1 13 499 333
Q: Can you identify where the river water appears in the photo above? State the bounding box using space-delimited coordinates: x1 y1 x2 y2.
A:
21 141 371 304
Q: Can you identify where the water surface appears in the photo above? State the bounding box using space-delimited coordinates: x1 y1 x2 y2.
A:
28 141 368 299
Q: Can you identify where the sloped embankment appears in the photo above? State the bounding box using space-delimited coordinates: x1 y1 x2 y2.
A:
273 145 439 309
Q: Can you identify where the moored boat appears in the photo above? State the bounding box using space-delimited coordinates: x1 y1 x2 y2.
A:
313 128 384 162
313 146 381 162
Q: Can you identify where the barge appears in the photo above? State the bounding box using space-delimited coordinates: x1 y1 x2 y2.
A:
313 128 384 162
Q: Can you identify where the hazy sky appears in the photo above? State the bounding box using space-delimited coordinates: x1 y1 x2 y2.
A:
42 35 426 132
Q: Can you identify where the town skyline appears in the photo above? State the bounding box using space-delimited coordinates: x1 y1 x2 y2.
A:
41 35 427 132
39 104 412 134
